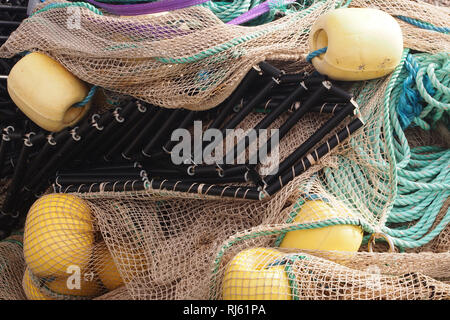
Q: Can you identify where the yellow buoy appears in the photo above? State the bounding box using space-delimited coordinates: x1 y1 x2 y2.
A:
23 194 95 278
23 267 102 300
22 268 52 300
7 52 92 132
308 8 403 81
222 248 291 300
95 242 124 291
46 275 102 298
280 200 363 252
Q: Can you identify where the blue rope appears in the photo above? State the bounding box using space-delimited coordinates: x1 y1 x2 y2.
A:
306 46 327 63
396 16 449 34
73 86 98 107
397 54 436 129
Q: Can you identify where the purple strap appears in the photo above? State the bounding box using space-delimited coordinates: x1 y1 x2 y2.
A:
84 0 294 25
83 0 210 16
227 0 296 25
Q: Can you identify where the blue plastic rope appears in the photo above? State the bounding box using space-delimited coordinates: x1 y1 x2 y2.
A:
306 47 327 63
396 16 449 34
73 86 98 107
397 54 437 129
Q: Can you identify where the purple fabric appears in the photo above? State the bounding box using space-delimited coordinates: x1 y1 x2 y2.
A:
84 0 210 16
227 0 296 25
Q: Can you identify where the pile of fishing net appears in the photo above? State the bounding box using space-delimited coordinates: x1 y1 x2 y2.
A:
0 0 448 300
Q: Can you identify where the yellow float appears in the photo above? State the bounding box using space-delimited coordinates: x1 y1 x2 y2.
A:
22 268 51 300
279 200 363 252
222 247 291 300
7 52 92 132
23 194 95 278
95 242 124 291
46 275 102 298
308 8 403 81
22 267 102 300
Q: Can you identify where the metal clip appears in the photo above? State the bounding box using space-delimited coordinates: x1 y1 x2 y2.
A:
24 132 36 147
252 65 263 75
217 167 225 178
291 101 301 111
70 127 81 141
322 80 332 90
91 114 104 131
2 126 14 142
162 145 171 155
368 233 395 253
137 102 147 113
272 76 281 85
47 133 57 146
233 98 244 113
113 108 124 123
187 165 195 176
300 81 308 91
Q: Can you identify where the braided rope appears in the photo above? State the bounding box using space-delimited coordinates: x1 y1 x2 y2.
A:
73 86 98 108
210 51 449 299
155 1 323 64
306 46 327 63
30 2 104 16
322 49 449 250
209 216 372 298
396 15 450 34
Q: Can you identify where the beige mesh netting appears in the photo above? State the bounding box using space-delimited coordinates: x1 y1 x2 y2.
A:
0 233 26 300
0 0 448 300
212 248 450 300
0 0 448 109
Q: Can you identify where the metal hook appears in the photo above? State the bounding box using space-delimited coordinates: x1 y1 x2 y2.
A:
24 132 36 147
70 127 81 141
368 233 395 253
91 114 104 131
113 108 125 123
187 165 195 176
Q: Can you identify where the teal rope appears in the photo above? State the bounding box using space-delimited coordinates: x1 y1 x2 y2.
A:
2 239 23 248
86 0 156 2
30 2 104 17
210 51 448 299
205 0 266 24
84 0 316 25
321 49 449 249
273 198 305 247
306 46 327 63
73 86 98 108
397 52 449 130
282 254 307 300
209 216 373 298
155 0 323 64
27 1 334 64
395 15 449 34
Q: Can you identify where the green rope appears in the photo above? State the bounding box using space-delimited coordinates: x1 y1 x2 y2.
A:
2 239 23 248
209 216 371 299
210 49 449 299
395 15 449 34
155 0 324 64
272 198 305 247
73 86 98 108
282 254 307 300
306 46 327 63
321 49 449 250
30 2 104 17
